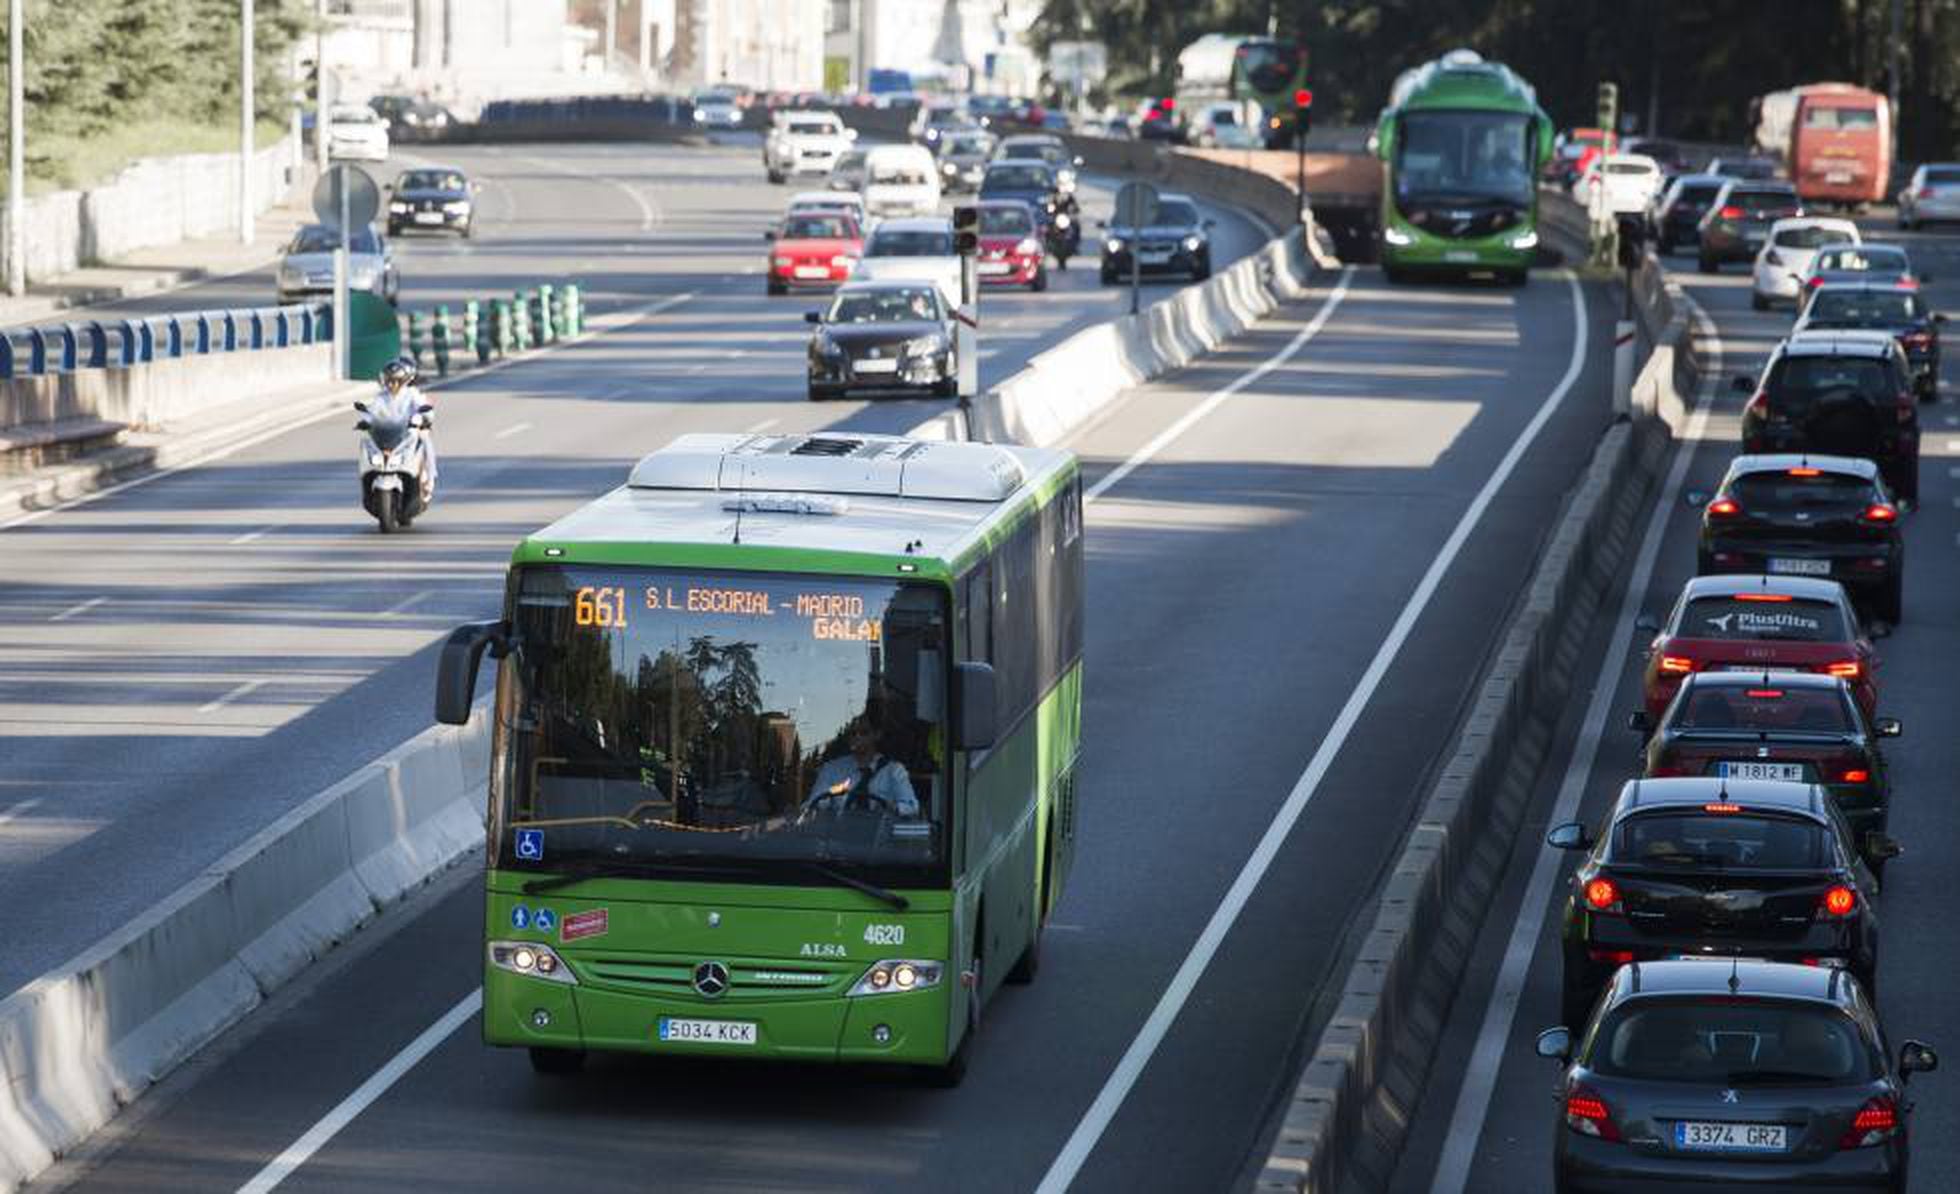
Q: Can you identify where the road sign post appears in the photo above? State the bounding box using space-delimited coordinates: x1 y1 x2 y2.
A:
312 164 379 381
1293 88 1314 228
952 204 981 438
1113 181 1160 318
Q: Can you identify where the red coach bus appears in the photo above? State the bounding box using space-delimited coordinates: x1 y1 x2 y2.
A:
1788 83 1891 209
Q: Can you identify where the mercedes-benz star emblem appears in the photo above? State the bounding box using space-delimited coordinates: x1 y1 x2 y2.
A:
867 346 882 358
1721 1088 1740 1104
692 961 731 998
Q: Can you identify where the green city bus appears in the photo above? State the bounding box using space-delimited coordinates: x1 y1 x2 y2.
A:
1373 49 1553 284
435 432 1084 1084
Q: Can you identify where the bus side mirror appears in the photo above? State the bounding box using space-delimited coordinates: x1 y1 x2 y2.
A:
435 620 508 725
952 661 997 752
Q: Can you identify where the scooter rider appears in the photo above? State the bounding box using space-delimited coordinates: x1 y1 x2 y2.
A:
372 355 435 493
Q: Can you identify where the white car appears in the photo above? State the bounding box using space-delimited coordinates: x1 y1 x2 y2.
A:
1898 162 1960 230
326 104 389 162
862 144 941 219
1572 153 1662 215
1751 217 1861 309
764 110 856 184
788 190 870 230
849 217 960 304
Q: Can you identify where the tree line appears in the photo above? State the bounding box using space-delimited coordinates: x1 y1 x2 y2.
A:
1030 0 1959 159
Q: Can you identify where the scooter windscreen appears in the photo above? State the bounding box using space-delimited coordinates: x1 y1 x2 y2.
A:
367 412 415 452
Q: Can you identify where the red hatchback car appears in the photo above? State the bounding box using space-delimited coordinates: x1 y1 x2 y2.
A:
764 210 862 295
1639 574 1880 722
974 199 1048 291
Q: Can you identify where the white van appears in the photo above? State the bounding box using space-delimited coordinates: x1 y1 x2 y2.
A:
862 144 941 219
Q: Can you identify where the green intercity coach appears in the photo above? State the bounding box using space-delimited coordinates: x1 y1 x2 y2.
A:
435 432 1084 1084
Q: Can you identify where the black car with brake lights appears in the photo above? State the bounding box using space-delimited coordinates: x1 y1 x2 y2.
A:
1650 173 1726 253
1632 672 1902 873
1537 959 1936 1194
804 279 957 401
1547 777 1887 1030
1698 455 1904 624
1098 192 1215 284
1733 335 1919 499
385 167 476 237
1793 282 1947 401
1698 180 1803 271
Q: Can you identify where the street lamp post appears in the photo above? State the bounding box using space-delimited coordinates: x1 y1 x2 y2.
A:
7 0 23 296
241 0 255 245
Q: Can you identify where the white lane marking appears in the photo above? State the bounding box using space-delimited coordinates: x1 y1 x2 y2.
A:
197 679 267 715
1429 293 1720 1194
235 988 481 1194
0 290 696 534
0 798 43 828
1038 271 1591 1193
383 590 434 617
47 596 108 622
1947 438 1960 452
745 417 781 434
229 525 279 546
1086 267 1355 504
492 421 532 440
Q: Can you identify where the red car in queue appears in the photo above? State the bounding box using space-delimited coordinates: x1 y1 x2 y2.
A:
1631 671 1902 874
974 199 1048 292
764 209 863 296
1639 574 1880 723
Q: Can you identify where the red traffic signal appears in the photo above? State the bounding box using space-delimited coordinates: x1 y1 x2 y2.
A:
1294 88 1314 110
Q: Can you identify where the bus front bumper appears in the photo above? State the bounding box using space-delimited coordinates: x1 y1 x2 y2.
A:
1380 223 1537 272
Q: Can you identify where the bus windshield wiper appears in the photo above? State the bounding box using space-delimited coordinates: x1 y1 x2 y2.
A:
520 857 697 895
796 861 910 911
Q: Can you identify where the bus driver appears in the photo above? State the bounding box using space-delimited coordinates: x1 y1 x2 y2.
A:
804 716 919 817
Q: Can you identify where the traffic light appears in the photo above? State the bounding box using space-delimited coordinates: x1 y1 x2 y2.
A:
1596 82 1619 136
1293 88 1313 140
953 205 980 257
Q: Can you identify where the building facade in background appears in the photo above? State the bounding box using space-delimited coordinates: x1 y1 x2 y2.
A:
818 0 1043 96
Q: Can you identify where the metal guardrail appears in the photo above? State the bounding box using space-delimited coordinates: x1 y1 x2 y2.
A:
477 95 693 127
0 303 331 381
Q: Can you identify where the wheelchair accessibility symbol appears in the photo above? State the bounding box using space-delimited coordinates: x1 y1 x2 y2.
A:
515 829 544 862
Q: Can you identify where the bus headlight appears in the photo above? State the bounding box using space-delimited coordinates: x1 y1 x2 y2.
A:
848 959 944 996
489 940 578 985
1383 226 1415 246
1508 229 1539 250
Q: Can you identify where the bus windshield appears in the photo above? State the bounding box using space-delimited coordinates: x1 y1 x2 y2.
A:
493 567 952 885
1394 109 1535 207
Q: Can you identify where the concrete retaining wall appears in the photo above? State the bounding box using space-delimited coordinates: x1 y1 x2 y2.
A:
1 342 334 433
0 709 489 1189
3 138 298 286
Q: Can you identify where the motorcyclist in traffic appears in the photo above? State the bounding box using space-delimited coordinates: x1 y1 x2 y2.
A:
372 355 436 492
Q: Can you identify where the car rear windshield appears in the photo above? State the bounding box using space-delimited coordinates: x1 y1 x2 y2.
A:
1730 470 1878 513
1806 291 1924 325
1615 811 1829 870
1766 356 1892 407
1607 161 1654 175
1588 998 1875 1084
1673 684 1855 734
1803 106 1880 130
1679 595 1848 642
984 165 1052 190
867 229 952 256
1732 188 1800 212
1814 247 1907 272
979 206 1033 235
1774 226 1854 249
1925 166 1960 184
1675 182 1724 204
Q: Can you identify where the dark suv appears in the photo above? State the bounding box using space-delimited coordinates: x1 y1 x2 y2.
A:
1698 454 1905 624
1794 282 1946 400
1734 335 1920 506
1698 180 1803 271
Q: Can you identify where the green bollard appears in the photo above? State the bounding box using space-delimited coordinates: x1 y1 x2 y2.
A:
432 305 452 378
493 298 511 356
513 290 532 351
564 282 583 335
405 310 425 368
464 300 482 366
538 284 557 343
524 288 544 346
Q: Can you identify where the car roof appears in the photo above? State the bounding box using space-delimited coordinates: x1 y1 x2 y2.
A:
1610 958 1855 1004
834 277 944 294
1718 178 1797 193
975 198 1035 211
1809 279 1918 296
1616 776 1827 816
1678 669 1849 693
1769 216 1857 233
789 190 860 205
1725 452 1879 480
999 133 1064 146
872 216 952 232
1677 573 1849 605
1819 241 1908 257
397 165 466 178
1671 173 1726 186
1773 334 1896 360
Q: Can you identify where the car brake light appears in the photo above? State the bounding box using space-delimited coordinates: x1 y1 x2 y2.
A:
1564 1085 1622 1141
1735 592 1792 602
1840 1095 1899 1148
1918 187 1935 200
1902 331 1932 348
1704 802 1743 813
1901 276 1919 289
1584 877 1619 910
1822 885 1858 916
1707 497 1742 517
1659 655 1695 675
1807 275 1825 288
1746 689 1784 698
1787 467 1822 477
1839 768 1870 783
1862 503 1898 524
1719 204 1743 219
1587 948 1636 965
1825 660 1862 679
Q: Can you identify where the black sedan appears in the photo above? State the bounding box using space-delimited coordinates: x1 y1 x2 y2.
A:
1099 193 1215 283
1698 180 1802 271
1698 454 1905 624
1794 282 1946 400
1546 777 1887 1028
804 279 957 401
1633 671 1902 871
1537 959 1936 1193
978 161 1079 264
1650 173 1727 253
385 167 477 237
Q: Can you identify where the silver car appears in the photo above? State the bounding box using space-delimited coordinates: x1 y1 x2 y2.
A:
1898 162 1960 229
276 223 400 305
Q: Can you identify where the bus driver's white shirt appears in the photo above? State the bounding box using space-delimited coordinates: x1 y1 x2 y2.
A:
805 754 919 817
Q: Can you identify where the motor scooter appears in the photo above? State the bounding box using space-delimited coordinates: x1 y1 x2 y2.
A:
353 396 435 533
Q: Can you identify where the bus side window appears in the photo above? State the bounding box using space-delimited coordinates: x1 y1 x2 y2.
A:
964 562 991 664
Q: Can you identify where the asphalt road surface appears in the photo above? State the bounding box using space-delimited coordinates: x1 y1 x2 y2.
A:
1392 214 1960 1193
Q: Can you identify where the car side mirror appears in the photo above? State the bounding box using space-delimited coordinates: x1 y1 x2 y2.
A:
1634 613 1661 633
1546 821 1591 851
803 310 822 324
1683 489 1710 508
1535 1026 1573 1061
1900 1040 1939 1078
1731 374 1755 393
417 403 435 415
1935 312 1949 324
1875 717 1902 738
953 661 997 752
352 400 369 412
434 620 508 725
1865 832 1903 861
1626 710 1651 734
354 419 371 430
